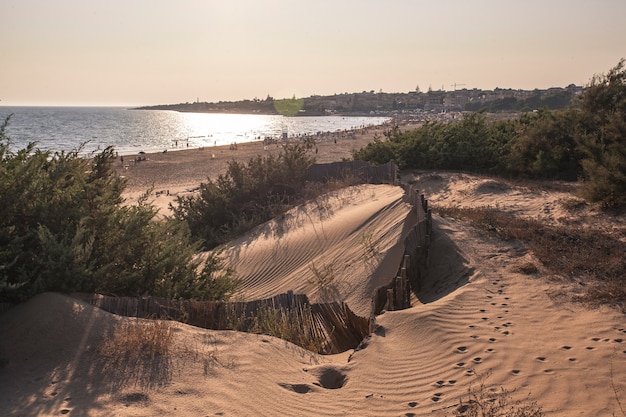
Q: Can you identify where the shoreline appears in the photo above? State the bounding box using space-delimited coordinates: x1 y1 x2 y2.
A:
118 120 421 213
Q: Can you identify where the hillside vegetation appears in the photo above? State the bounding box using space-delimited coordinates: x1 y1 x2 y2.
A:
354 60 626 209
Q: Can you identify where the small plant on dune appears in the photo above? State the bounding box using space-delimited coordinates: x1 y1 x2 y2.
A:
97 317 176 388
360 230 381 262
307 260 340 301
100 318 174 361
453 373 543 417
610 347 626 417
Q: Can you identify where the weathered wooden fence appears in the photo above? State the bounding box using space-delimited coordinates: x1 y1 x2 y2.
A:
307 160 399 185
76 291 368 355
370 184 432 316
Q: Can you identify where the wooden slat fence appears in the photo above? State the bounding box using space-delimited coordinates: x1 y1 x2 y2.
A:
76 291 368 355
307 160 399 185
370 183 432 316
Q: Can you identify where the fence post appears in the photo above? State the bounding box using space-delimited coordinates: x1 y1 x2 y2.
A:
386 288 394 311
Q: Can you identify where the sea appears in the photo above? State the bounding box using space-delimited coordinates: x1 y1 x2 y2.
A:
0 107 389 157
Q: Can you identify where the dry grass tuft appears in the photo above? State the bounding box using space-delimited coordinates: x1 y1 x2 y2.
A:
100 318 174 360
513 262 539 275
454 373 543 417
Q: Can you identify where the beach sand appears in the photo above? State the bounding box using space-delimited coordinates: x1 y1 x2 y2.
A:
117 122 406 215
1 124 626 416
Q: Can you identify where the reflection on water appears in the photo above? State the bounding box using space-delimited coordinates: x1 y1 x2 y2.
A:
0 107 389 156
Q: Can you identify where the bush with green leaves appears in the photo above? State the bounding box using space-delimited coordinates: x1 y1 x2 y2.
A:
574 59 626 208
354 60 626 207
173 143 316 249
0 117 237 303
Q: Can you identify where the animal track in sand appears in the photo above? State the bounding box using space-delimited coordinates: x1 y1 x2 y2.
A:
456 362 466 368
585 346 595 350
431 393 443 402
543 369 555 374
511 369 521 375
568 358 578 362
536 357 547 362
561 345 572 350
488 337 497 342
485 348 495 353
408 401 418 408
472 357 483 363
455 346 468 353
278 383 314 394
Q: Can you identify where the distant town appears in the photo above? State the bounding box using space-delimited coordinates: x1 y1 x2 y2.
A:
136 84 584 116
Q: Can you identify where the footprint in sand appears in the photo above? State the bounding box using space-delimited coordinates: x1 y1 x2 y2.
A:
543 369 555 374
455 346 468 353
489 337 496 342
408 401 418 408
485 348 495 353
568 358 578 362
473 357 483 363
561 345 572 351
511 369 521 375
614 338 623 343
586 346 596 350
456 362 466 368
465 369 475 376
470 335 479 339
536 357 547 362
431 393 443 402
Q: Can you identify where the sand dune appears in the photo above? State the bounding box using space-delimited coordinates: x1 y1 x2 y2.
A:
1 171 626 416
224 184 414 316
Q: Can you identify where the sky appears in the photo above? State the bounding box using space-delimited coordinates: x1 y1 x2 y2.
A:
1 0 625 107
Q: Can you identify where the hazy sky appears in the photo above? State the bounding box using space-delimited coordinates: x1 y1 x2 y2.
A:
1 0 625 106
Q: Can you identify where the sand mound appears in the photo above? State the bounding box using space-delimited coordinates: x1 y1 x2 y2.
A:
223 184 413 316
2 172 626 416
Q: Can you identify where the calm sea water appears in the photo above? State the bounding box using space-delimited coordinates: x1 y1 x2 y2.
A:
0 107 389 156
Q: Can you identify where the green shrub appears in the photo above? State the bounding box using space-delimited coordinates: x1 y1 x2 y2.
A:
575 59 626 208
173 143 315 249
0 117 237 302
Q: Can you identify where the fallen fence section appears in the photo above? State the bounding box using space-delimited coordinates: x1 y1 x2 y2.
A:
77 291 368 355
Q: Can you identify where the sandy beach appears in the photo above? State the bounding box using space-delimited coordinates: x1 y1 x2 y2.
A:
1 122 626 416
117 121 408 215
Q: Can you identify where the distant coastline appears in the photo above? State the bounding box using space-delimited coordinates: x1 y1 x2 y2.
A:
135 85 582 116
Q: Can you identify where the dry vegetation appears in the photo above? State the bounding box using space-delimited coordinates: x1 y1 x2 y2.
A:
435 205 626 311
